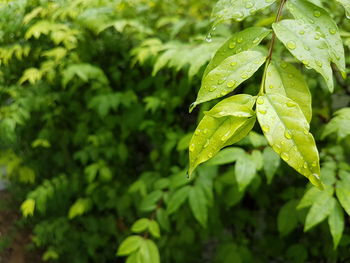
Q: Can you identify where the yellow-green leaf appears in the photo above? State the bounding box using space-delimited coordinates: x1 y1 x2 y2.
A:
191 51 265 110
265 61 312 122
117 236 143 256
273 20 334 92
21 199 35 217
189 95 256 176
256 94 322 188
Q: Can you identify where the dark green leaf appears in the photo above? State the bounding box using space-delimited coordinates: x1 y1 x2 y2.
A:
263 147 280 184
328 200 344 249
278 200 298 236
167 185 191 214
336 180 350 216
188 185 208 227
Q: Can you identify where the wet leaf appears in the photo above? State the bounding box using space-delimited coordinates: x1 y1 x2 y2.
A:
189 95 256 176
256 93 322 188
191 51 265 109
286 0 346 78
203 27 270 77
211 0 277 26
265 61 312 122
273 20 334 92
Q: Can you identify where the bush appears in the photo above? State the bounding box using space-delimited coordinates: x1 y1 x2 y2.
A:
0 0 350 262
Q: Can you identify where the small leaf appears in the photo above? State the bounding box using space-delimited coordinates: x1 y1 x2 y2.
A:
156 208 170 231
139 190 163 212
188 185 208 227
131 218 150 233
304 192 335 232
256 94 322 188
263 147 280 184
273 20 334 92
211 0 277 26
265 61 312 122
278 200 298 236
297 187 323 209
117 236 143 256
322 108 350 141
139 240 160 263
328 200 344 249
286 0 346 78
68 198 92 219
206 147 245 166
189 95 256 175
21 199 35 217
167 185 191 214
336 180 350 216
203 27 270 77
148 220 161 238
191 51 265 108
235 153 256 191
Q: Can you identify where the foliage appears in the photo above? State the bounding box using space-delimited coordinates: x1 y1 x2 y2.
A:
0 0 350 262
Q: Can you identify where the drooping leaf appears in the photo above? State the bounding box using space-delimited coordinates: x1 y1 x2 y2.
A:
336 180 350 216
335 0 350 18
189 94 256 175
322 108 350 141
256 94 322 188
328 200 344 249
304 191 335 232
203 27 271 77
188 185 208 227
273 20 334 92
265 61 312 122
263 146 280 184
191 51 265 109
235 153 256 191
167 185 191 214
286 0 346 78
278 200 298 236
211 0 277 26
117 236 143 256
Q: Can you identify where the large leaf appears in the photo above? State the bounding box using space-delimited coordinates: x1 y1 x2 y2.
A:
191 51 265 109
211 0 277 26
188 185 208 227
273 20 334 92
203 27 270 77
139 239 160 263
265 61 312 122
188 94 256 176
286 0 346 78
256 93 322 188
304 193 335 232
335 0 350 18
328 200 344 249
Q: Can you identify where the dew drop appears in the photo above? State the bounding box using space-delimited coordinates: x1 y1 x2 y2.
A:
230 61 237 66
312 161 317 167
286 101 295 107
203 128 208 134
208 152 213 158
190 144 195 152
303 162 308 169
302 60 310 66
204 139 210 148
221 131 231 141
227 80 236 87
313 10 321 17
221 91 228 96
245 2 254 8
273 144 281 154
229 42 236 49
281 140 286 146
218 78 225 85
252 37 260 44
314 34 320 40
258 109 267 115
281 152 290 161
257 97 264 104
311 173 320 180
205 33 212 43
262 125 270 133
269 85 273 89
280 62 288 68
195 130 201 135
303 45 310 51
241 73 248 79
286 41 296 50
329 28 336 35
237 37 243 43
209 86 216 92
284 130 292 139
316 60 323 67
299 30 305 35
233 11 244 19
303 129 309 135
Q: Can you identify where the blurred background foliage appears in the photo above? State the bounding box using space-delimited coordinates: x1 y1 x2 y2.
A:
0 0 350 262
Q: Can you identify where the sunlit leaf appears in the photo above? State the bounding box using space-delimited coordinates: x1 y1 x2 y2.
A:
265 61 312 122
148 221 161 238
131 218 150 233
189 94 256 175
117 236 143 256
273 20 334 92
297 187 323 209
328 200 344 249
188 185 208 227
235 153 256 191
286 0 346 78
256 94 322 188
139 240 160 263
21 199 35 217
211 0 277 26
191 51 265 109
203 27 270 77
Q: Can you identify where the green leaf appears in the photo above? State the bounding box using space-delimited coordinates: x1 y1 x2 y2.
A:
156 208 170 232
131 218 150 233
117 236 143 256
148 220 161 238
167 185 191 214
235 153 257 191
188 185 208 227
139 190 163 212
322 108 350 141
203 27 270 77
68 198 92 219
189 94 256 175
139 239 160 263
272 20 334 92
286 0 346 78
304 192 335 232
256 94 322 188
262 147 280 184
297 187 323 209
265 61 312 122
278 200 298 236
211 0 277 26
191 51 265 108
206 147 245 166
336 180 350 216
335 0 350 18
328 200 344 249
21 199 35 217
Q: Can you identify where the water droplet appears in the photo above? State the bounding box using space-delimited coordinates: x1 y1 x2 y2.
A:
190 144 195 152
245 2 254 8
303 162 308 169
221 91 228 96
303 129 309 135
252 37 260 44
208 152 213 158
195 130 201 135
218 78 225 85
262 125 270 133
230 61 237 66
212 27 217 31
221 131 231 141
257 97 264 104
284 130 292 139
204 139 210 148
227 80 236 87
189 102 196 113
314 34 320 40
303 45 310 51
311 173 320 180
205 33 212 43
299 30 305 35
312 161 317 167
316 60 323 67
309 18 315 24
302 60 310 66
329 28 336 35
286 41 296 50
281 140 286 146
237 37 243 43
229 42 236 49
233 11 244 19
313 10 321 17
240 73 248 79
203 129 208 134
273 144 281 154
280 62 288 68
209 86 216 92
269 85 273 89
258 109 267 115
286 102 295 107
281 152 290 161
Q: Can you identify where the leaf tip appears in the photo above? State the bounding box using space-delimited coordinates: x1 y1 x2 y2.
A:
309 173 324 190
189 102 197 113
